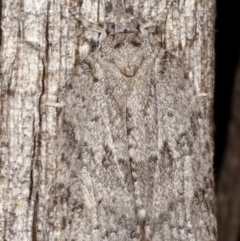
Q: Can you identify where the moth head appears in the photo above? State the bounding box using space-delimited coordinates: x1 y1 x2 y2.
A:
106 12 140 35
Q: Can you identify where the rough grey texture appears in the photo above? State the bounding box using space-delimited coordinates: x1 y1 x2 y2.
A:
61 5 217 241
0 0 217 240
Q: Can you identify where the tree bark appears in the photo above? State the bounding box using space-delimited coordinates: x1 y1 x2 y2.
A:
217 58 240 241
0 0 216 240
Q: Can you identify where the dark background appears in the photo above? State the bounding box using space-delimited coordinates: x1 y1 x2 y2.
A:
214 0 240 184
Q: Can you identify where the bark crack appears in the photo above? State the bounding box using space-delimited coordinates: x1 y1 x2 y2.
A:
32 192 39 241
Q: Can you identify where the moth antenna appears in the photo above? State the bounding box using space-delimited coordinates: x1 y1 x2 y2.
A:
114 0 126 13
121 0 126 11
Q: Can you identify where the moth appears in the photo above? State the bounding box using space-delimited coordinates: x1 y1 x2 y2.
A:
61 3 216 241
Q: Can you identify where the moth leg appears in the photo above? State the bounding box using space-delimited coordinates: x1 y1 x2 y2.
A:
69 4 106 38
140 0 175 35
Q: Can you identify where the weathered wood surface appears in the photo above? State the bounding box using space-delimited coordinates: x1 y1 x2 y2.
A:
0 0 216 240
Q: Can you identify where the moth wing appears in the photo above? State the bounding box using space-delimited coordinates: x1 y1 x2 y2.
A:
150 50 215 240
63 59 137 240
